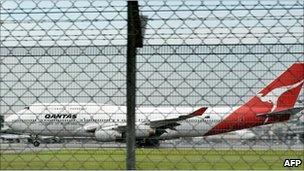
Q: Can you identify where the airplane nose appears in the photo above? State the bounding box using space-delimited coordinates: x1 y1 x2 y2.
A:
0 115 4 129
5 114 18 123
2 115 18 133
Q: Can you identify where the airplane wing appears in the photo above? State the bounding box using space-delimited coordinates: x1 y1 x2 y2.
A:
149 107 208 128
114 107 208 132
257 107 304 117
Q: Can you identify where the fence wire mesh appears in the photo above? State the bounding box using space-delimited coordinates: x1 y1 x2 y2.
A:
0 0 303 170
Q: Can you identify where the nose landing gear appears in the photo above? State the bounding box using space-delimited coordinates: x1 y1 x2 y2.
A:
28 135 41 147
33 140 40 147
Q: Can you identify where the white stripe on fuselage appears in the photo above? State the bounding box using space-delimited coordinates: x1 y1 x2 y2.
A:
6 103 237 140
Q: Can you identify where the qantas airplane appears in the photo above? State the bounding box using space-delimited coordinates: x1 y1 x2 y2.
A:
2 62 304 147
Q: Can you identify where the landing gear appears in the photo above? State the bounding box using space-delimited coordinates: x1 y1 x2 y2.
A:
53 137 61 143
29 135 41 147
136 138 160 148
299 134 304 144
33 140 40 147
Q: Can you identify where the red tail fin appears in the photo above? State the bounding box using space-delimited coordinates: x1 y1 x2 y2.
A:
204 63 304 136
255 63 304 111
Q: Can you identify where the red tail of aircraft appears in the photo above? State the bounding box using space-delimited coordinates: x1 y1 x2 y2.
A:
205 63 304 136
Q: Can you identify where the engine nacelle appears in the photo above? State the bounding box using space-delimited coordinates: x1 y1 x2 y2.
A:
95 129 121 142
135 125 155 138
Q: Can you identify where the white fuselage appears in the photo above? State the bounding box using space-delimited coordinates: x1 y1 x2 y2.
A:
204 129 256 141
5 103 235 140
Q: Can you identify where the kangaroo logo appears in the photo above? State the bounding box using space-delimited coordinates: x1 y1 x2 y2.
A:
257 80 304 113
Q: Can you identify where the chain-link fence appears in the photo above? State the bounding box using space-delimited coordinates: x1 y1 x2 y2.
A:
1 0 303 170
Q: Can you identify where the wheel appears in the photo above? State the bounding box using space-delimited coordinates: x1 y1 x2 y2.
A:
33 140 40 147
54 137 61 143
136 138 160 148
299 134 304 144
147 138 160 147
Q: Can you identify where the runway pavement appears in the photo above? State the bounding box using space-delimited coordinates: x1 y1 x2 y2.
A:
1 139 303 154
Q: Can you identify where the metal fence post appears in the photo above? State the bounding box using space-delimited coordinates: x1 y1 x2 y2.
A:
126 1 143 170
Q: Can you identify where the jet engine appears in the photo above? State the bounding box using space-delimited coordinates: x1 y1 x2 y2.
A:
95 125 156 141
135 125 156 138
95 129 121 142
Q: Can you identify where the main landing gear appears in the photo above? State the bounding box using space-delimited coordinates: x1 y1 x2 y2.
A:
136 138 160 148
28 135 41 147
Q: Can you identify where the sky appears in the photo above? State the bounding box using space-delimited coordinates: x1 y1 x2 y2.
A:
1 0 303 46
0 0 303 114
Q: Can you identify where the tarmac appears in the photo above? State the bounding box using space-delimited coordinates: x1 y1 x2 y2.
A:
1 139 303 154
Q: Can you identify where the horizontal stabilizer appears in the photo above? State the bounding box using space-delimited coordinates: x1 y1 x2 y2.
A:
257 107 304 117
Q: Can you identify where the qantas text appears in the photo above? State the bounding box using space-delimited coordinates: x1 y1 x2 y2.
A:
45 114 77 119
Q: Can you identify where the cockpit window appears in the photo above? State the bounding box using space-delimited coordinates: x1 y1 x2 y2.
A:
24 106 30 110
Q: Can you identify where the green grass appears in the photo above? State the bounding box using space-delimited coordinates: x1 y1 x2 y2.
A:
1 148 303 170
